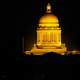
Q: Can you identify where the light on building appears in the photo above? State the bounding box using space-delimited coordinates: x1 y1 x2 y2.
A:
25 3 67 55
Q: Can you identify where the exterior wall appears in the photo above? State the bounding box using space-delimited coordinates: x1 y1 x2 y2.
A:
37 27 61 47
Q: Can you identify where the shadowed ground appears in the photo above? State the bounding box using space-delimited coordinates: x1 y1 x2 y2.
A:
1 52 80 80
17 52 80 64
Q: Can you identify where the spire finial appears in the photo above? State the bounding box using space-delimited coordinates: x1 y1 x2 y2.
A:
46 3 51 13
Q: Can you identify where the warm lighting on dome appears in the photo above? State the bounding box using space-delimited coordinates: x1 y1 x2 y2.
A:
39 3 59 27
25 3 67 55
39 14 59 27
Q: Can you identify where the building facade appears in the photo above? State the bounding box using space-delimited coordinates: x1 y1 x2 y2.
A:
25 3 67 55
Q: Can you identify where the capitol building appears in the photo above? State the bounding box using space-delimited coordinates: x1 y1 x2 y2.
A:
25 3 80 55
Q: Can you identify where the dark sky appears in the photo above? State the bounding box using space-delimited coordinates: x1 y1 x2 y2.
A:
16 0 80 53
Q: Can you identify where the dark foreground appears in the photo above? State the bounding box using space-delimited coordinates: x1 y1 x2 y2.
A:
17 52 80 64
1 52 80 80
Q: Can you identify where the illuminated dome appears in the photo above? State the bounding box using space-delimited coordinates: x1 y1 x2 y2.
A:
39 3 59 27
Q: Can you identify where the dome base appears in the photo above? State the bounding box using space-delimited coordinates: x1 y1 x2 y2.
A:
25 44 67 55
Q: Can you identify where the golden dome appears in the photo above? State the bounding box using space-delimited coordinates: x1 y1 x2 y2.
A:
39 3 59 27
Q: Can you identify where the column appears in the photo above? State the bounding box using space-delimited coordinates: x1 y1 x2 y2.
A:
52 32 54 43
57 31 59 46
40 30 42 44
59 30 61 44
48 32 50 42
43 31 46 44
38 30 41 44
54 32 56 43
58 31 60 42
50 32 51 42
58 30 61 45
45 31 47 43
45 31 47 42
37 30 39 43
50 31 53 43
42 31 45 42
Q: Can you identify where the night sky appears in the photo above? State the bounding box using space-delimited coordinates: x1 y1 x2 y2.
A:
16 0 80 54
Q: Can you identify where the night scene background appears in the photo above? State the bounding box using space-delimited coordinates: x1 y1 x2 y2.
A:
1 0 80 80
16 0 80 64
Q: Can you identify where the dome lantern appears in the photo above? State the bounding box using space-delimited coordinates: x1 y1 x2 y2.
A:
39 3 59 27
46 3 52 13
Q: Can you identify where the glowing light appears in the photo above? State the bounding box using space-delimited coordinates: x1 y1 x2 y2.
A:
25 3 67 55
39 14 59 27
46 3 51 13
